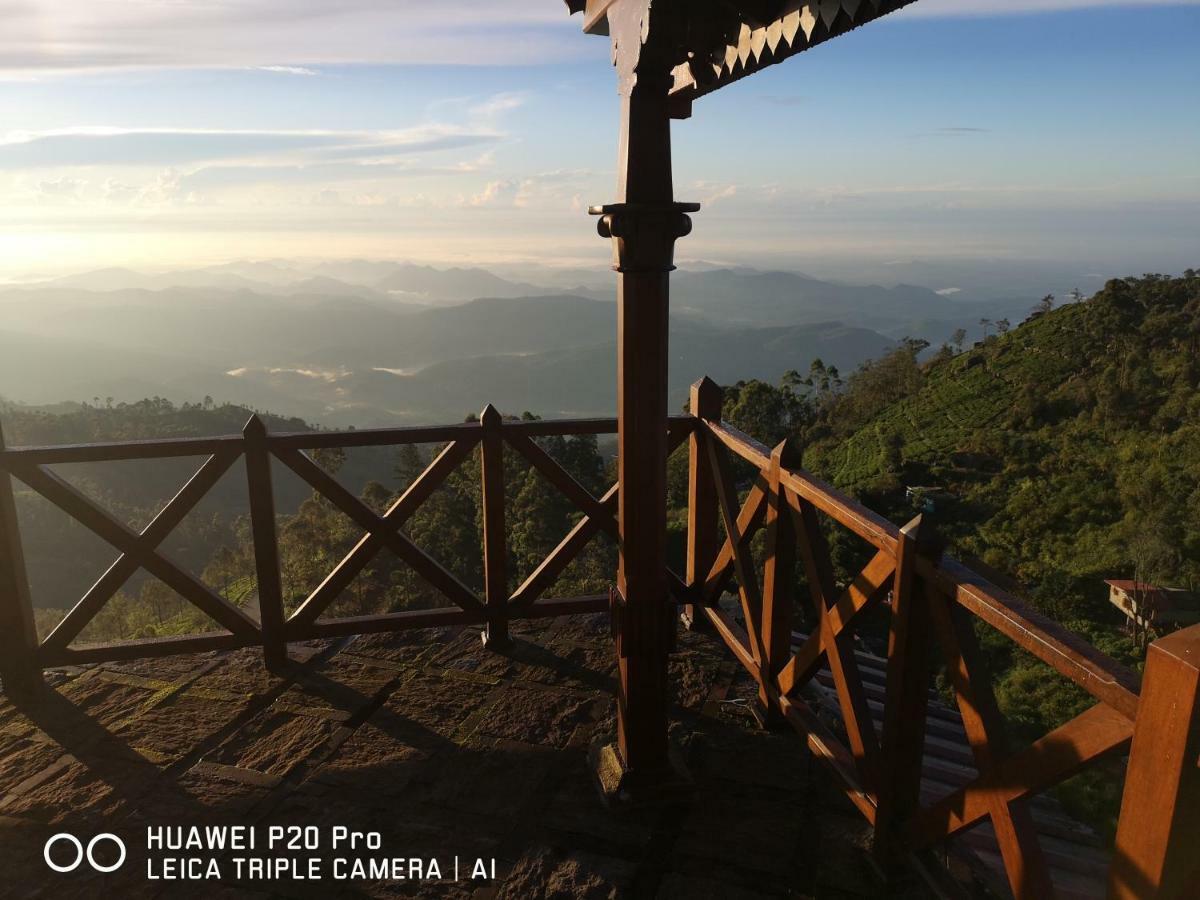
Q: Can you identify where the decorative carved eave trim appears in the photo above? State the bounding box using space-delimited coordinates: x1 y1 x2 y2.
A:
565 0 919 116
667 1 918 109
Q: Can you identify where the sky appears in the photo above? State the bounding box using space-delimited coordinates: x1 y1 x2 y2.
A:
0 1 1197 281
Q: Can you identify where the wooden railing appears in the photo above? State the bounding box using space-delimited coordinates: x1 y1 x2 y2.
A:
682 377 1200 899
2 387 1197 897
0 410 693 674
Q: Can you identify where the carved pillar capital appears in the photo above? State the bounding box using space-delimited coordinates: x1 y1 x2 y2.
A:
590 201 700 273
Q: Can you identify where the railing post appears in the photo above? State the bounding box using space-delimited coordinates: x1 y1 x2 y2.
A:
874 515 937 865
479 404 509 650
757 440 795 728
1109 623 1200 899
243 415 287 671
0 422 42 700
684 376 721 631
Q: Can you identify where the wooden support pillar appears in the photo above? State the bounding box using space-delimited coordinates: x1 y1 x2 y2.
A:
589 15 698 790
684 377 721 632
479 404 509 650
0 422 42 700
1109 623 1200 899
243 415 287 671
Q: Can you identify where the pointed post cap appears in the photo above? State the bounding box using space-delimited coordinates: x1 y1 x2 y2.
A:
690 376 722 419
479 404 503 429
900 513 945 559
242 413 268 438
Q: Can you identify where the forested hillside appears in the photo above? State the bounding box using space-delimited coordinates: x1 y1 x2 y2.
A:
805 272 1199 609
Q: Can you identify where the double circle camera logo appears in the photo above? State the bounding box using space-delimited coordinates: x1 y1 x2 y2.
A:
43 832 126 873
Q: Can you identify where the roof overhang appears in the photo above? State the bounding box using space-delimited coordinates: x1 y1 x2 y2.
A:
566 1 918 117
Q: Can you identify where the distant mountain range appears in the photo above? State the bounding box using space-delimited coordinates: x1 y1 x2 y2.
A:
0 260 1044 426
39 260 603 307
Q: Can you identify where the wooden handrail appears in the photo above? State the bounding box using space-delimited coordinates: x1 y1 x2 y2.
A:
0 434 243 465
919 555 1142 721
703 419 901 554
698 416 1140 719
0 412 687 683
683 396 1195 899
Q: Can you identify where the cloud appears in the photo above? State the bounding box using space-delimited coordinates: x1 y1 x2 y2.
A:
35 176 86 200
470 179 520 207
470 93 527 121
0 1 1194 76
102 179 138 203
136 169 191 204
694 181 738 206
0 124 504 170
0 1 589 74
254 65 320 76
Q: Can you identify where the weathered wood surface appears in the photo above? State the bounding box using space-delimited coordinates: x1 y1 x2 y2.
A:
1109 624 1200 899
685 377 721 630
0 423 41 697
479 404 509 648
244 415 287 669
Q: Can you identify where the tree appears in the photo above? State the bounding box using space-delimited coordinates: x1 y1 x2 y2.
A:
996 318 1011 335
1034 294 1054 315
951 328 968 353
394 443 426 490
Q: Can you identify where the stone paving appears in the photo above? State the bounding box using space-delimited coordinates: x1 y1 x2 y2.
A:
0 615 973 899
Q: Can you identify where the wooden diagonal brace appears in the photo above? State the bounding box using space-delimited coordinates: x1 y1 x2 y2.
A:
705 436 766 668
775 546 894 696
281 439 482 626
11 461 258 639
506 432 617 533
510 482 618 607
40 449 241 653
927 587 1055 899
786 488 881 790
909 701 1133 849
701 475 769 606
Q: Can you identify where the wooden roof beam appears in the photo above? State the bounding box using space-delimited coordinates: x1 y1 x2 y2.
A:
565 1 918 118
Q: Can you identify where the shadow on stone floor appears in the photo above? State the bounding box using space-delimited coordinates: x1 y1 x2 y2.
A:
0 616 950 899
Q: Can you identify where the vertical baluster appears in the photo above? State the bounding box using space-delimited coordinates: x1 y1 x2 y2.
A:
1109 623 1200 899
0 422 41 700
874 515 935 864
243 415 286 671
758 440 795 727
479 404 509 649
684 376 721 631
